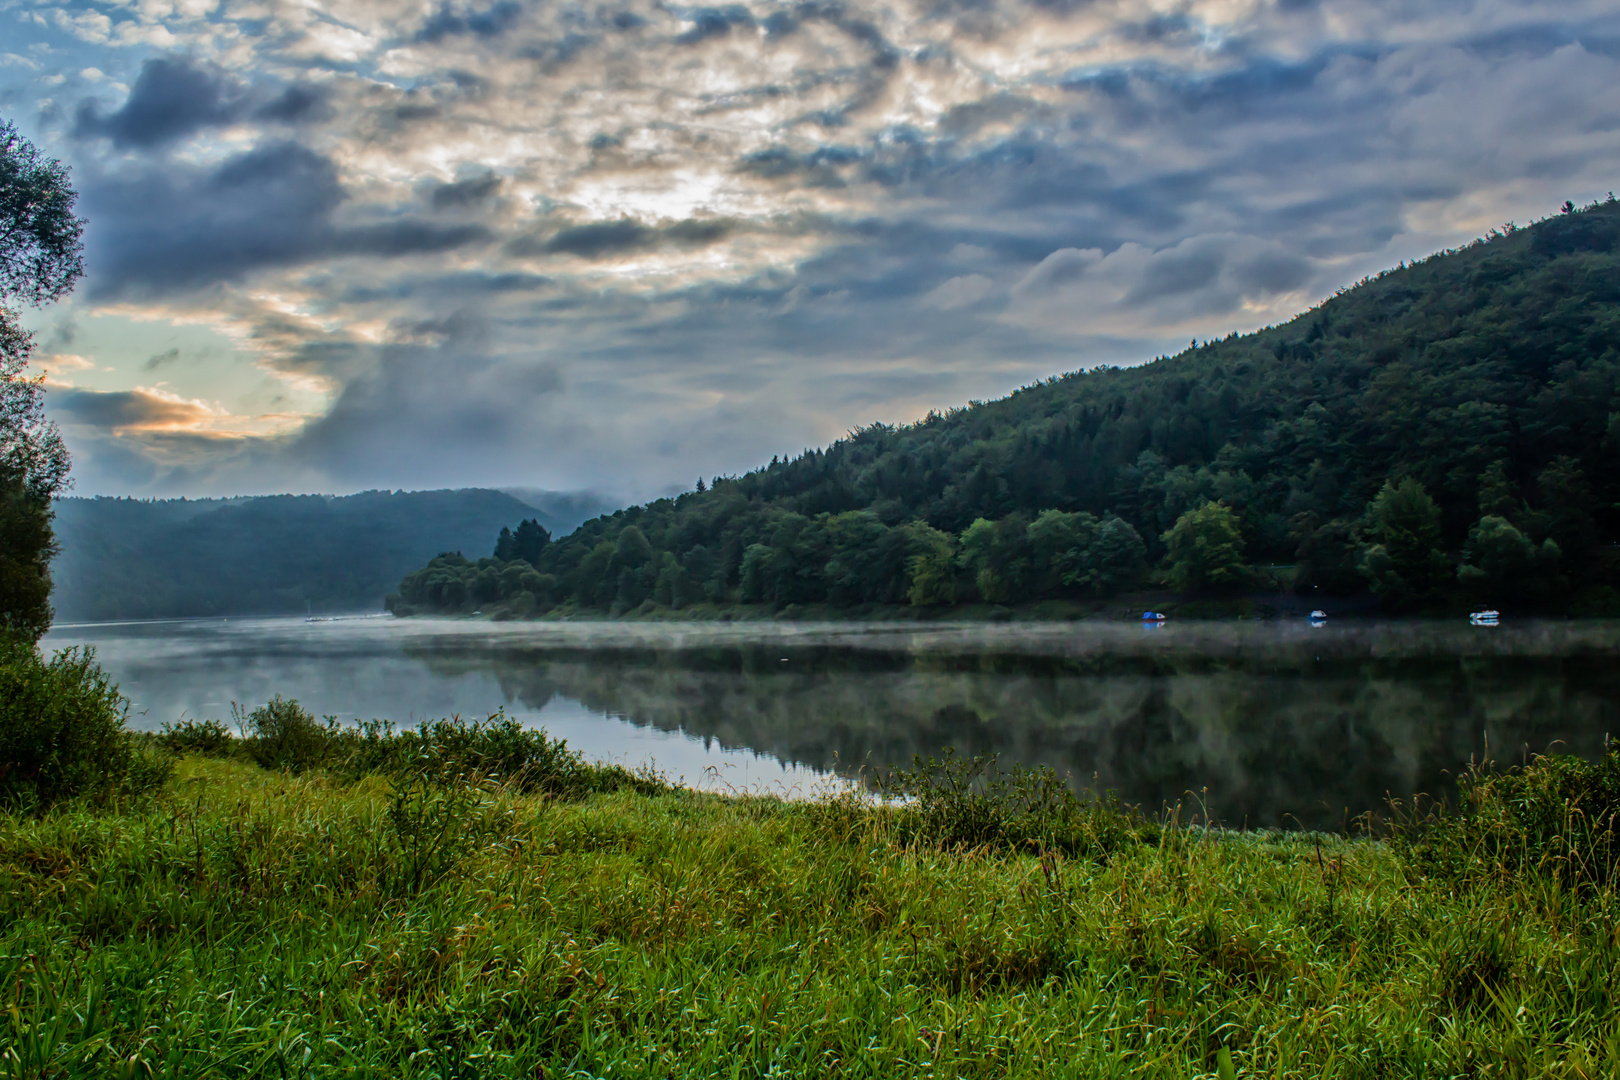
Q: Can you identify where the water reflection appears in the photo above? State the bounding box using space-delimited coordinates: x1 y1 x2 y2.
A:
44 617 1620 828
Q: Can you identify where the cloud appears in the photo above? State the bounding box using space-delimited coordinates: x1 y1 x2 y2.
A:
507 217 737 259
1011 235 1314 333
74 57 243 147
82 142 491 298
50 385 226 433
417 0 525 43
432 172 502 208
922 274 994 310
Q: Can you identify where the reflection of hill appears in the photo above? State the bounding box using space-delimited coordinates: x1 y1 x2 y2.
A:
405 640 1620 829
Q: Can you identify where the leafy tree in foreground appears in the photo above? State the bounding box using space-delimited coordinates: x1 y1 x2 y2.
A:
1 119 84 641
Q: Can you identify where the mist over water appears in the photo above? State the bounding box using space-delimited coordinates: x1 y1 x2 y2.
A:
42 617 1620 828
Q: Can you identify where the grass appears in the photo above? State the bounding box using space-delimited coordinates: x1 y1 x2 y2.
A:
3 728 1620 1078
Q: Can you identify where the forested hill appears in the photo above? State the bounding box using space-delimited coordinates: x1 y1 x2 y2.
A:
394 197 1620 618
52 489 571 621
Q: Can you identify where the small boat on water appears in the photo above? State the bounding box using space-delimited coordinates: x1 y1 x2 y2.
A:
1308 609 1327 625
1140 611 1166 622
1469 609 1500 626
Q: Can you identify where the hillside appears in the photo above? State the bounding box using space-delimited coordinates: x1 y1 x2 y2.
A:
394 198 1620 618
51 489 565 621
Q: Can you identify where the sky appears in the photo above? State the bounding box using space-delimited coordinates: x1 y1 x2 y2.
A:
3 0 1619 500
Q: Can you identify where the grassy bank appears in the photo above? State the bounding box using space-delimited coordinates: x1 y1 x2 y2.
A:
4 718 1620 1079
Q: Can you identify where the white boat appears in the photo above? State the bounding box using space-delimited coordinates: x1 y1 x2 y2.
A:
1469 609 1500 626
1309 609 1327 620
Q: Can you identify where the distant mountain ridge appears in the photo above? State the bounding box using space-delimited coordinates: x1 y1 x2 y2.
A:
50 488 595 622
392 197 1620 617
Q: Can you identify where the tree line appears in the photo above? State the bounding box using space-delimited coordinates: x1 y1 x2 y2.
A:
393 196 1620 618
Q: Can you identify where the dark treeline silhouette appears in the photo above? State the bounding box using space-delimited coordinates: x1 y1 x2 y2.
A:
53 489 558 620
392 198 1620 619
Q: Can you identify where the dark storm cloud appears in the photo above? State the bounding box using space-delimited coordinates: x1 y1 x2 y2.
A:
74 58 245 148
74 56 332 149
82 143 491 298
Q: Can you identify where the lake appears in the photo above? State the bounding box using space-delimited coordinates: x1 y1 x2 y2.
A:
41 616 1620 829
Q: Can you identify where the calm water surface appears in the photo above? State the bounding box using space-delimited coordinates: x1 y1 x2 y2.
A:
42 616 1620 828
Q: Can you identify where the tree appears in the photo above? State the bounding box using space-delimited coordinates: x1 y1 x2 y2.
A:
2 120 85 641
513 518 550 564
1457 515 1560 606
903 522 958 606
1162 501 1246 592
1536 457 1596 564
0 121 84 306
958 514 1029 603
1357 478 1452 608
1087 515 1148 594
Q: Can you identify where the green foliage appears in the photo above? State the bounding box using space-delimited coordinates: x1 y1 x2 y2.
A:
237 695 330 772
385 775 487 895
959 514 1029 602
1163 501 1247 591
156 718 238 758
878 749 1144 858
222 707 671 800
1357 478 1453 607
493 517 551 565
1457 515 1562 605
904 522 958 606
0 119 85 306
0 477 52 642
0 639 169 808
1 122 82 641
1394 747 1620 889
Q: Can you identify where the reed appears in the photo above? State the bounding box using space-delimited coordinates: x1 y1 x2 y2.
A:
2 728 1617 1078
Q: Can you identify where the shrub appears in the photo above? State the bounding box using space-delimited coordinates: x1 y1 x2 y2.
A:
367 714 667 800
1393 747 1620 888
283 712 668 800
238 695 330 772
157 718 238 758
878 748 1142 858
0 637 171 808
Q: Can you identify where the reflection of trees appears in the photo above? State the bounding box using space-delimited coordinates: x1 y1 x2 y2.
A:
406 642 1620 830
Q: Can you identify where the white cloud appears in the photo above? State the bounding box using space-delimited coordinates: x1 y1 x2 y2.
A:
923 274 995 310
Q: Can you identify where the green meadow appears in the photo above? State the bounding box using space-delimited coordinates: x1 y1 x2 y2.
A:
3 697 1619 1079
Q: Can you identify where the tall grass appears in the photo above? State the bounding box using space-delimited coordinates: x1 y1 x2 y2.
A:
2 722 1618 1077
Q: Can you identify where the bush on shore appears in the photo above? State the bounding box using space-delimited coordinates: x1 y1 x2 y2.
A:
162 701 667 799
0 636 170 809
1393 744 1620 888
